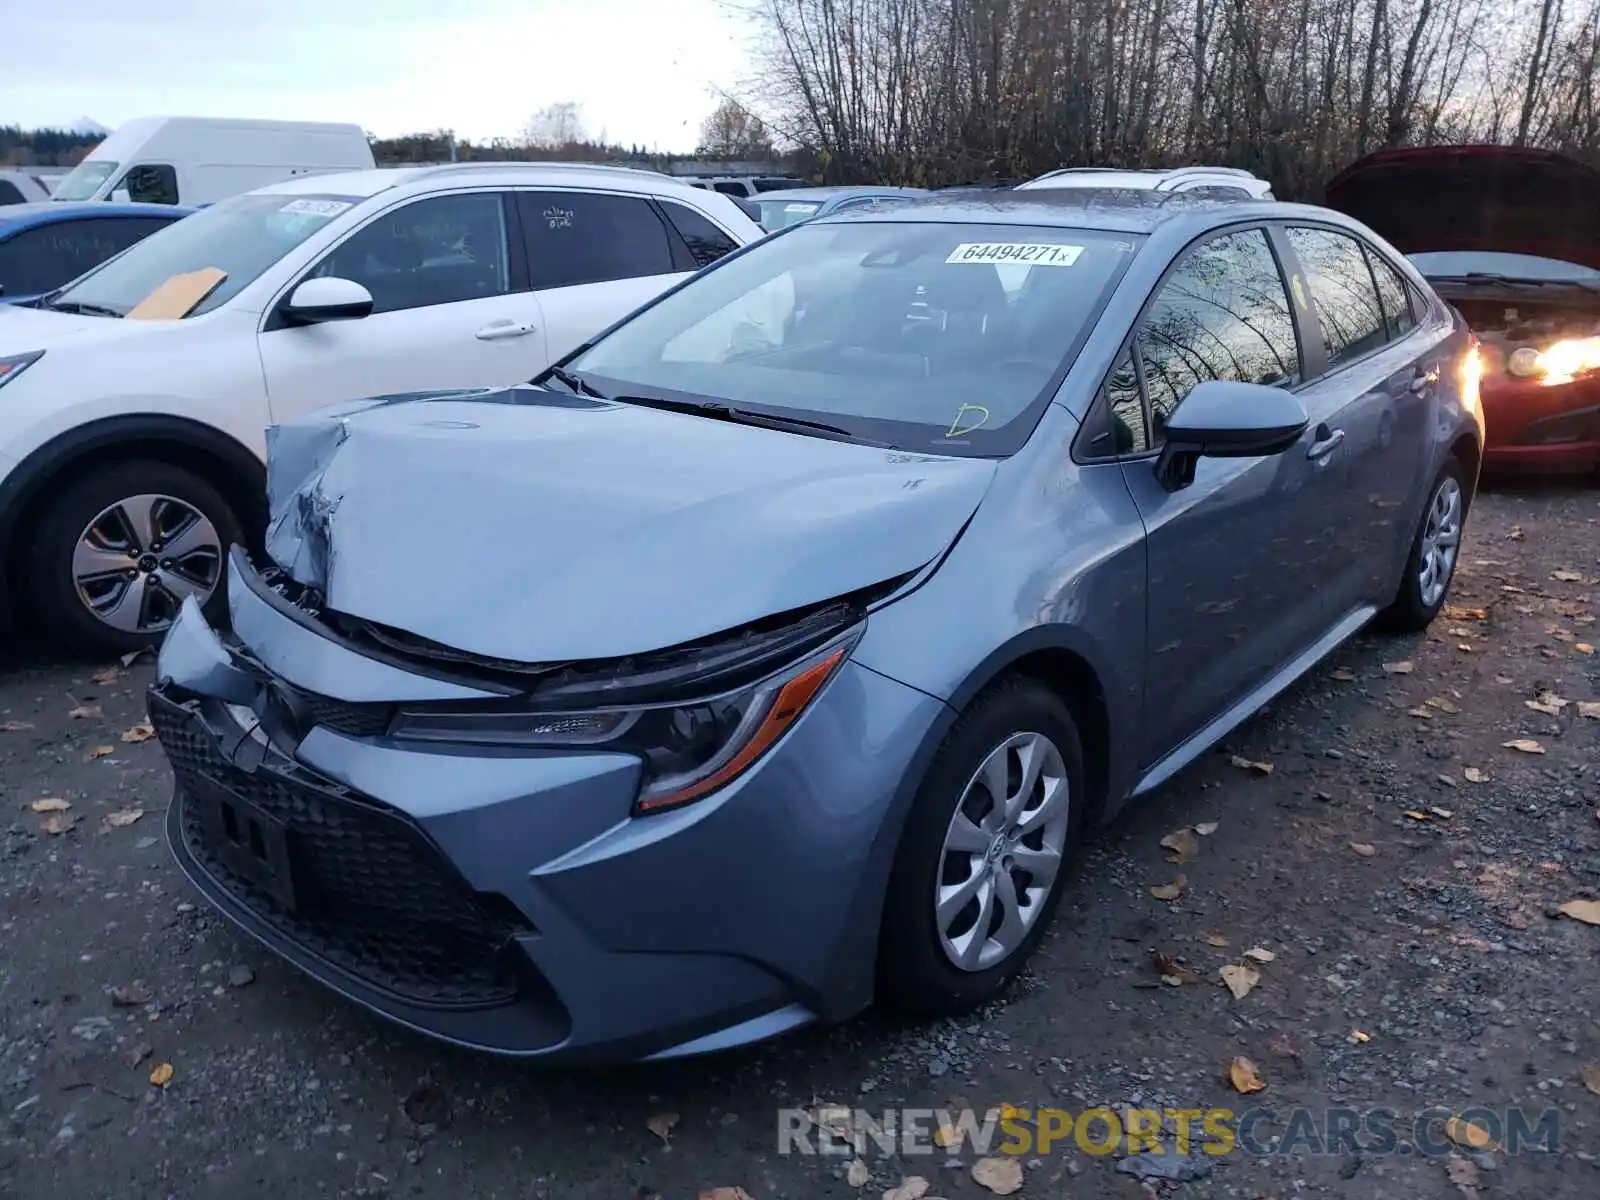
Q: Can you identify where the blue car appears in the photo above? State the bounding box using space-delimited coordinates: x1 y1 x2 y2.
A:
754 185 927 232
149 191 1482 1062
0 201 194 304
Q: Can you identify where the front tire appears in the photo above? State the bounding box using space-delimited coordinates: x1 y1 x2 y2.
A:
1375 457 1466 634
878 678 1086 1015
25 460 240 654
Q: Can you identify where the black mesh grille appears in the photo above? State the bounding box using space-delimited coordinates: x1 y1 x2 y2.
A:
294 690 393 739
150 690 525 1010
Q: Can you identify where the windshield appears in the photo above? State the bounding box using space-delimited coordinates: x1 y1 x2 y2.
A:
50 192 360 317
1410 250 1600 286
51 160 119 202
757 199 821 231
567 220 1140 455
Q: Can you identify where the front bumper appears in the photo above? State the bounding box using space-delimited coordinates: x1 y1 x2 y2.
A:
150 556 946 1063
1481 378 1600 472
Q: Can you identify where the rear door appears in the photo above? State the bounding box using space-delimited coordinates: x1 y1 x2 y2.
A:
514 189 690 362
1112 225 1329 768
257 189 548 422
1276 223 1432 617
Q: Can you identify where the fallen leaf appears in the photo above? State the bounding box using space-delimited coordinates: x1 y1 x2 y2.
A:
67 704 101 720
149 1062 174 1087
970 1157 1023 1195
1446 1154 1482 1198
1580 1063 1600 1096
1228 1056 1267 1094
1228 754 1273 775
39 813 77 835
1557 899 1600 926
91 667 121 686
1445 1116 1494 1150
646 1112 679 1144
1350 842 1376 857
1383 660 1415 674
1149 875 1187 901
1160 827 1200 864
1405 810 1432 820
1408 707 1434 719
1426 696 1461 714
103 807 144 828
0 721 35 732
127 1042 152 1067
698 1190 755 1200
1552 569 1585 582
1444 605 1487 621
110 983 152 1007
932 1124 960 1148
1151 949 1201 984
120 722 155 744
1220 964 1261 999
1430 807 1455 819
1578 701 1600 719
1464 767 1488 783
1456 643 1473 653
846 1159 871 1188
1242 947 1276 963
85 745 114 760
1330 666 1356 681
1526 698 1565 715
1578 643 1595 655
1502 738 1545 754
30 797 70 813
1203 934 1230 947
1349 1029 1371 1044
882 1177 931 1200
1194 821 1219 836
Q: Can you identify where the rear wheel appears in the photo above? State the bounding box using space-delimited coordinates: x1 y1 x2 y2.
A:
1376 457 1466 634
26 460 240 654
878 678 1086 1015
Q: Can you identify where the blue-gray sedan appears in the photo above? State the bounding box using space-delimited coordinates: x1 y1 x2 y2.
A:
148 191 1484 1063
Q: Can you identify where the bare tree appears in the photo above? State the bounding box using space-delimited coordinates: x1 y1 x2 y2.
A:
698 98 776 158
521 102 586 149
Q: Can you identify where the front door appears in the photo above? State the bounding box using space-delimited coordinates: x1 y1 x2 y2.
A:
258 190 548 424
1118 226 1329 768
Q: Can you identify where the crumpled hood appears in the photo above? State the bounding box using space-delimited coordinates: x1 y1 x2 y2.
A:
1324 145 1600 270
264 387 997 663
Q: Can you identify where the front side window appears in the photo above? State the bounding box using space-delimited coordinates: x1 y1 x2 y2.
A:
315 192 510 314
566 221 1140 456
659 200 739 268
1286 226 1388 369
50 159 118 201
48 192 360 317
1366 248 1417 339
518 190 675 289
117 164 180 205
1137 228 1300 442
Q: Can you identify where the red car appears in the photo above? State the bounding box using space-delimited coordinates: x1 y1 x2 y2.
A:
1327 145 1600 474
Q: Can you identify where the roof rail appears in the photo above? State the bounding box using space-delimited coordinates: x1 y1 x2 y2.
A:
1162 165 1260 180
1029 164 1261 183
407 160 672 183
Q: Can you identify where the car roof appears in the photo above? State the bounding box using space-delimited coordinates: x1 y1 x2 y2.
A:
0 200 196 231
810 188 1297 234
756 186 924 203
254 162 709 201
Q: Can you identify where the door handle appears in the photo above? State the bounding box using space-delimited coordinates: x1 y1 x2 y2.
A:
475 321 537 341
1306 427 1346 461
1408 364 1439 394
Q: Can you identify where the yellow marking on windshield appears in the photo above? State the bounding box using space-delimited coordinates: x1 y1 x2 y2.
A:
945 404 991 438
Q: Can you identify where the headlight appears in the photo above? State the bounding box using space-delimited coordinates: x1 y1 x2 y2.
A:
1506 335 1600 384
0 350 43 389
389 633 857 814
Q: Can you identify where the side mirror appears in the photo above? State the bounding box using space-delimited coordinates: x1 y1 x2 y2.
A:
282 277 374 326
1155 379 1309 491
111 188 132 204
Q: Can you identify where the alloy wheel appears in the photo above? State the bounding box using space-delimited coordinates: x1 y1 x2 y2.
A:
71 493 223 635
1417 475 1462 609
935 731 1071 972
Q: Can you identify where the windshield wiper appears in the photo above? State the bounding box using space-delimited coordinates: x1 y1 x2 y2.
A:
543 366 607 398
44 299 124 318
617 393 863 440
1431 272 1599 292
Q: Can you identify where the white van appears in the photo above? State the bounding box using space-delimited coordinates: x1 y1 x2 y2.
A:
49 117 377 207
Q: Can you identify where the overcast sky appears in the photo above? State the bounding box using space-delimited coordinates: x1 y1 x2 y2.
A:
5 0 759 151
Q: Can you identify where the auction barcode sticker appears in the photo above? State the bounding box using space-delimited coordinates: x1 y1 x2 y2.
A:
945 242 1083 266
279 199 353 218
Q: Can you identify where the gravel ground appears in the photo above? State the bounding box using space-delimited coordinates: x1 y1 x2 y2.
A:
1 482 1597 1200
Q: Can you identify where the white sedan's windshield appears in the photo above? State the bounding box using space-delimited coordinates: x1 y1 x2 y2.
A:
757 199 821 231
50 192 359 317
1410 250 1600 285
569 220 1140 455
51 160 119 201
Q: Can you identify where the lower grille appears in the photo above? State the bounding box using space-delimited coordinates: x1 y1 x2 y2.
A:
294 689 393 739
150 689 525 1010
